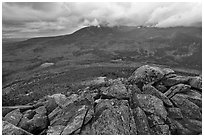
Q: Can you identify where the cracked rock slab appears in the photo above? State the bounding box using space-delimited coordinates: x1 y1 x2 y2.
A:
170 94 201 120
50 104 85 127
164 84 191 98
92 99 137 135
176 91 202 108
133 94 167 120
2 121 32 135
80 122 93 135
47 105 93 135
3 109 23 126
48 97 93 135
142 84 173 106
132 107 150 135
61 105 88 135
183 119 202 134
62 94 79 108
48 106 62 124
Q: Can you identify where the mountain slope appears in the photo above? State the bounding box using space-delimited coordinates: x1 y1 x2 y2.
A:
2 26 202 87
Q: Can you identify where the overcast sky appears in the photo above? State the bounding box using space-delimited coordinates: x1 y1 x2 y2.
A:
2 2 202 39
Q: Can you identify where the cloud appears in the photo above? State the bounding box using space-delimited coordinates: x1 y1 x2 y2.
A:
2 2 202 38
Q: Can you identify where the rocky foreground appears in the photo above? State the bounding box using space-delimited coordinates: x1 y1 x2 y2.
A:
2 65 202 135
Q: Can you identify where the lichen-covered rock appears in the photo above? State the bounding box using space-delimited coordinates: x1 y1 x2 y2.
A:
62 105 94 135
133 94 167 119
147 113 170 134
49 94 67 108
3 109 23 126
155 84 168 93
170 94 201 120
50 104 85 127
80 122 93 135
84 107 94 124
162 76 190 87
101 79 129 99
142 84 173 106
128 84 142 108
44 96 58 114
167 107 183 119
164 84 191 98
128 84 142 94
172 118 202 135
147 114 165 127
62 94 79 107
20 114 48 134
151 125 170 135
180 89 202 98
2 65 202 135
188 76 202 90
107 78 127 85
47 125 65 135
176 90 202 108
182 119 202 134
47 105 92 135
167 118 193 135
61 105 88 135
132 107 150 134
162 68 175 75
128 65 164 85
91 99 137 135
35 106 47 115
80 89 99 104
32 96 58 115
2 121 32 135
48 95 93 135
48 106 62 124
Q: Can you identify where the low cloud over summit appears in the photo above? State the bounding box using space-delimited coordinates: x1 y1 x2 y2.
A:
3 2 202 38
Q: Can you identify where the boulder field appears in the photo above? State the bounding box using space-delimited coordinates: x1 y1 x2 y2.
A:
2 65 202 135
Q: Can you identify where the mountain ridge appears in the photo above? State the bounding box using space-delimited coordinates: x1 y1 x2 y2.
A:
5 25 201 43
3 26 202 87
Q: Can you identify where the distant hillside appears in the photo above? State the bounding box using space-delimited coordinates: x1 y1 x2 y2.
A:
2 26 202 86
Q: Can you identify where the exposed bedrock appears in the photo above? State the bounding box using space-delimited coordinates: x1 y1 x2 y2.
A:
2 65 202 135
